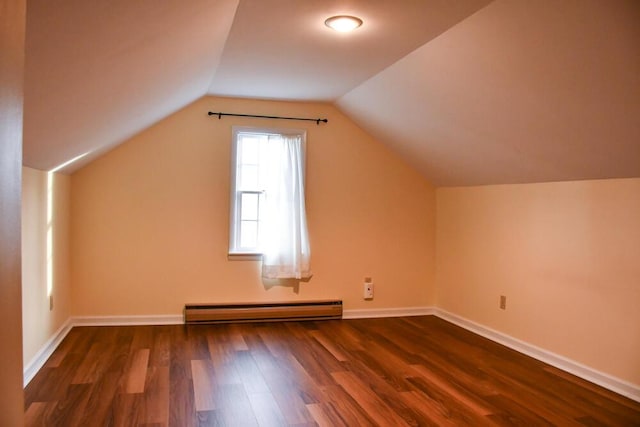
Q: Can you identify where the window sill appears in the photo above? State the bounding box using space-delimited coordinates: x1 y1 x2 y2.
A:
228 253 262 261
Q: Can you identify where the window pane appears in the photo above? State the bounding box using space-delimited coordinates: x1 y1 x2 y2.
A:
239 165 258 190
241 193 259 220
240 136 259 164
231 128 306 255
240 220 258 249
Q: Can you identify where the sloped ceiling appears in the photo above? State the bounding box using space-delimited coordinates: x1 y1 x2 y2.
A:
338 0 640 186
23 0 640 185
23 0 239 172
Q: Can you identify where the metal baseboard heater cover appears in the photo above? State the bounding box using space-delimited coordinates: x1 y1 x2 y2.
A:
184 300 342 324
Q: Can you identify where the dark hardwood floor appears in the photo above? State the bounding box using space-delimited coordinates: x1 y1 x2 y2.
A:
24 316 640 426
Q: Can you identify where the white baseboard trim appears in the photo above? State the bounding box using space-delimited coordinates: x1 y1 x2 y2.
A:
23 318 73 387
71 314 184 326
434 308 640 403
343 306 435 319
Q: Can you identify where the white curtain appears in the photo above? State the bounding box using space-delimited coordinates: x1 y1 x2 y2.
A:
261 134 311 279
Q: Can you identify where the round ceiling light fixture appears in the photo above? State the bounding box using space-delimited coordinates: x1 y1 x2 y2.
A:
324 15 363 33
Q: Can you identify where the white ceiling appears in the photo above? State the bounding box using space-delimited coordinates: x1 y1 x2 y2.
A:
209 0 490 101
22 0 640 185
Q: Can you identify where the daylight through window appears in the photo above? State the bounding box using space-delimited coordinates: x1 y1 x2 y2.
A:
229 126 311 278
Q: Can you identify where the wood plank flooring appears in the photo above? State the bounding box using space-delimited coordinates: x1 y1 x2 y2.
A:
24 316 640 426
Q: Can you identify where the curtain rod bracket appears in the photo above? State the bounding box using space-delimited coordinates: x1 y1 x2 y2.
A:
208 111 327 125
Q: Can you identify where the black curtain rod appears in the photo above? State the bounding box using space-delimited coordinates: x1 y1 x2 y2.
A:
208 111 328 125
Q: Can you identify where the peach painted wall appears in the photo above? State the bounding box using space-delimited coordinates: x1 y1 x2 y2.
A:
21 167 71 366
436 178 640 385
70 96 436 316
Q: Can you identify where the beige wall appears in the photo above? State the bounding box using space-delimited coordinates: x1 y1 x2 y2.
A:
70 96 436 315
436 178 640 384
0 0 26 423
22 167 71 366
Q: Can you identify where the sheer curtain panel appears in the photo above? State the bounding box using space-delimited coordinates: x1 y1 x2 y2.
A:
261 135 311 279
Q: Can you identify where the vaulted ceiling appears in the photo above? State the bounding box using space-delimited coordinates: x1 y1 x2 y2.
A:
23 0 640 186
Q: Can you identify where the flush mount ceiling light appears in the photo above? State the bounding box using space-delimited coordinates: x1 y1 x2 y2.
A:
324 15 363 33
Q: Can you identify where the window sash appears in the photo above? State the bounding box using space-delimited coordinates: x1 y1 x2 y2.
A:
229 127 306 256
234 190 264 252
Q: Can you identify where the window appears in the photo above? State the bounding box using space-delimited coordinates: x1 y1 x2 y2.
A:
229 129 270 254
229 127 311 278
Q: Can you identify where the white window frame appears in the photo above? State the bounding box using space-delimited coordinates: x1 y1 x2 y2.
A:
228 126 307 260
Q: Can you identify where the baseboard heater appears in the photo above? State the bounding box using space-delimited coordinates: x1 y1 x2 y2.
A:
184 300 342 324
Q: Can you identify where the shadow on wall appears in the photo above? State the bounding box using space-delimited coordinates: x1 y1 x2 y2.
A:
262 276 313 294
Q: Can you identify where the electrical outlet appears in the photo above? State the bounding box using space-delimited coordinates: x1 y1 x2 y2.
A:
364 277 374 299
499 295 506 310
49 295 54 311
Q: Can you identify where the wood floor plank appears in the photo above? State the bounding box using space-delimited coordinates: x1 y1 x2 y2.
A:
288 343 341 388
134 325 156 347
257 353 297 387
335 353 425 424
169 336 196 427
206 326 236 365
285 353 330 404
267 382 316 425
75 372 122 426
71 341 113 384
195 410 223 427
543 366 640 423
43 350 67 368
169 379 196 427
23 316 640 426
43 383 93 427
309 330 348 361
331 370 410 426
316 320 367 353
409 363 495 416
234 350 271 394
476 366 587 425
399 390 458 427
26 351 85 403
484 393 556 426
125 348 150 393
228 323 250 351
187 326 212 361
214 383 259 426
42 333 74 369
247 337 318 424
306 403 343 427
314 385 378 426
149 328 171 368
406 331 500 397
140 366 170 425
206 328 243 386
258 323 294 358
191 359 217 412
299 331 347 373
405 377 495 426
247 391 288 427
111 392 143 427
24 402 51 426
350 338 416 392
